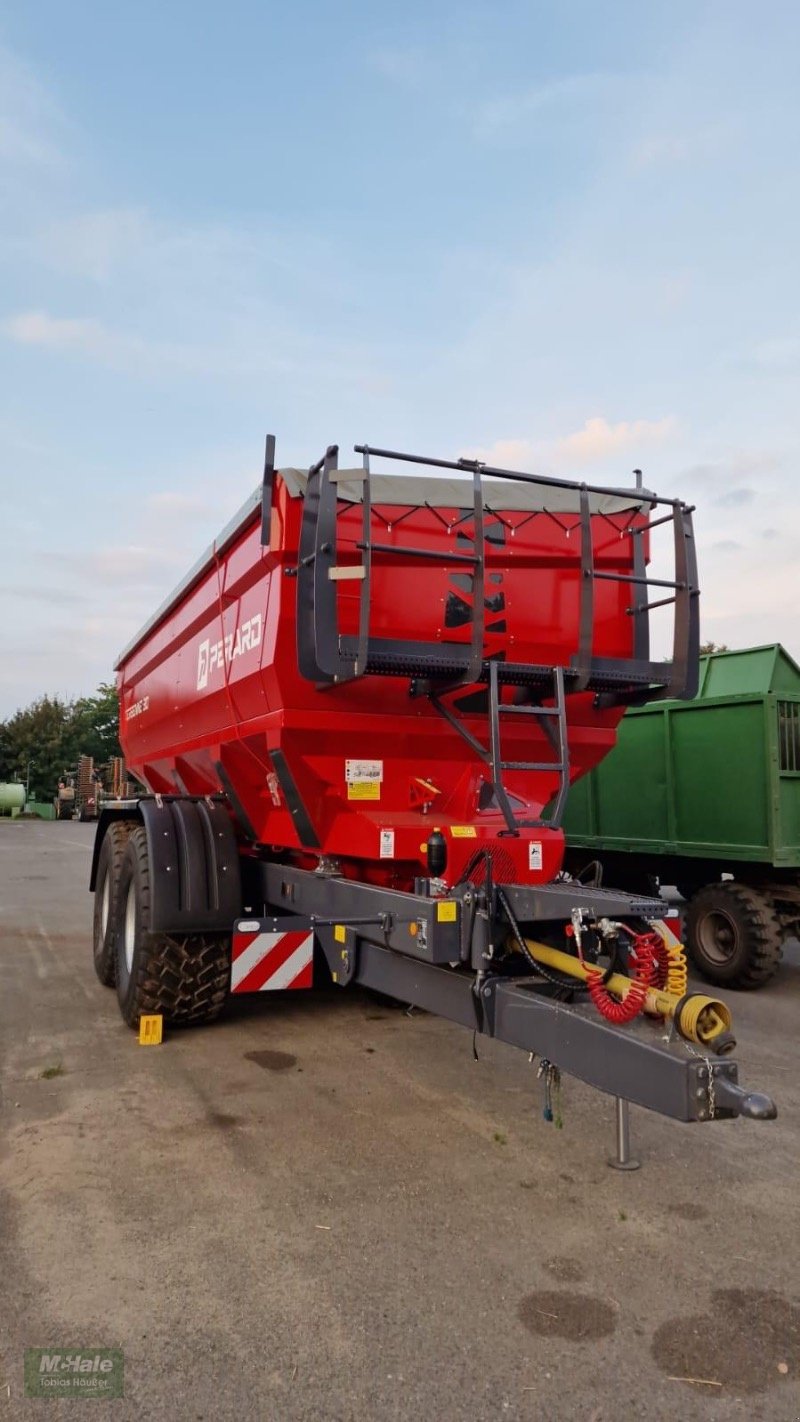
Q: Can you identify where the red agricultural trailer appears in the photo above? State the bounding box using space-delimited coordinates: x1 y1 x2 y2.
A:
90 437 776 1137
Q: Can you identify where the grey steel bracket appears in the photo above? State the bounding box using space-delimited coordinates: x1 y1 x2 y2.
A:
500 880 665 922
259 862 464 965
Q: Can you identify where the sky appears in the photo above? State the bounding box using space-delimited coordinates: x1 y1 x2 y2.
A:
1 0 798 715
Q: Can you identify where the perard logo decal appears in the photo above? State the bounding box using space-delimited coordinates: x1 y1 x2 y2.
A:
196 613 262 691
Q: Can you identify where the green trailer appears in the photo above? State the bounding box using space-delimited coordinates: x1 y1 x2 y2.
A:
563 644 800 988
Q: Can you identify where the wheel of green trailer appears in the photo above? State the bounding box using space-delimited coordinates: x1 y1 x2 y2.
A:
685 882 784 989
113 826 230 1029
92 819 138 986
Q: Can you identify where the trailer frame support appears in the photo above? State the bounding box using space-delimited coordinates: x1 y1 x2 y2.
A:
249 861 776 1126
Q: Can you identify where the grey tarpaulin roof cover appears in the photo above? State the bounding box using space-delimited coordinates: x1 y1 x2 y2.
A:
279 467 648 515
115 464 650 669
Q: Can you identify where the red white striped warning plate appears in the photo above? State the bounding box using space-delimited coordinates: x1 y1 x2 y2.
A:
231 919 314 994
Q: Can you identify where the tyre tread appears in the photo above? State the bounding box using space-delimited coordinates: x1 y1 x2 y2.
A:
116 827 229 1027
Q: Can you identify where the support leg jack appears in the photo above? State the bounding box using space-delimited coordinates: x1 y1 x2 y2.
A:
608 1097 640 1171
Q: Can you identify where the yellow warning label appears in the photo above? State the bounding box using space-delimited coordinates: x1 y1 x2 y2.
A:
347 781 380 801
437 901 458 923
451 826 477 838
334 924 346 943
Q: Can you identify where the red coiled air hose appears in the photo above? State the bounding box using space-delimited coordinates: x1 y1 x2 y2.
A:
585 928 658 1024
632 929 671 990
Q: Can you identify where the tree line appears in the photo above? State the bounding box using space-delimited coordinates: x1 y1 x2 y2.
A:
0 684 121 801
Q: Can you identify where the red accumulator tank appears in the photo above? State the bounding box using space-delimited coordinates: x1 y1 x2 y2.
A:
116 440 698 890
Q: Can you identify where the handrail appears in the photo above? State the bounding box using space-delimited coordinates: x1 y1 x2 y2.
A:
296 439 700 707
354 442 685 511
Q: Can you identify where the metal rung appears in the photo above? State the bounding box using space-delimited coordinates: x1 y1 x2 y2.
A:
328 565 366 581
498 703 561 716
593 571 685 590
358 542 479 566
627 593 678 614
501 761 566 772
624 507 690 535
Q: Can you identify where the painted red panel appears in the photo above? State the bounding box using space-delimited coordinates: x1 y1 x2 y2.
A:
118 474 646 889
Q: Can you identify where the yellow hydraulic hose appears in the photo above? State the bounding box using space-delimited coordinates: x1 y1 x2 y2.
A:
520 938 735 1053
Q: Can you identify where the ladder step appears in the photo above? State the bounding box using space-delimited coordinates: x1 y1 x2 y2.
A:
501 761 566 772
498 703 561 716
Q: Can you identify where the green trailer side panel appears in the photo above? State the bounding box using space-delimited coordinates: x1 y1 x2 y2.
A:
565 773 595 836
779 779 800 859
563 643 800 867
582 713 670 843
695 643 800 697
669 701 769 853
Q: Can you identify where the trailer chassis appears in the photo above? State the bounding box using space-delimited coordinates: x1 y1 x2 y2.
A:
92 798 776 1128
248 861 775 1125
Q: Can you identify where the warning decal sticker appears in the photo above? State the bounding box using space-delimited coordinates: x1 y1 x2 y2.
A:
528 841 543 871
346 759 383 801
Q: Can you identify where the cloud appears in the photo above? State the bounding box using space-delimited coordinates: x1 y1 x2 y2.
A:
464 438 536 469
468 416 676 473
4 310 109 353
474 73 624 139
677 452 780 494
24 208 152 283
630 123 733 170
750 337 800 373
714 487 755 509
0 45 65 168
50 544 185 588
0 583 92 608
146 491 219 518
367 48 435 88
552 416 676 466
2 306 295 380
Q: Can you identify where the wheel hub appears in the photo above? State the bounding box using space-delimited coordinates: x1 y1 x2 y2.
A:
697 907 739 965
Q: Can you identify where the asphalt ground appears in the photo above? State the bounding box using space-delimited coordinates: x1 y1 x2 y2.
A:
0 818 798 1420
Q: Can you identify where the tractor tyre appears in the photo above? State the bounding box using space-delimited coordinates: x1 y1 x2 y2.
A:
685 881 784 989
92 819 138 986
114 827 230 1028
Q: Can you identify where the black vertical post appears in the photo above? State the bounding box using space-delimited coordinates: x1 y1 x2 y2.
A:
260 433 276 546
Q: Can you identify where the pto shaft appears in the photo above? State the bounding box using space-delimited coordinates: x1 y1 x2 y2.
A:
521 938 735 1052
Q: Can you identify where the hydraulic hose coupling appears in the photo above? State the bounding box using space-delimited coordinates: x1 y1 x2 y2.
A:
674 993 736 1054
